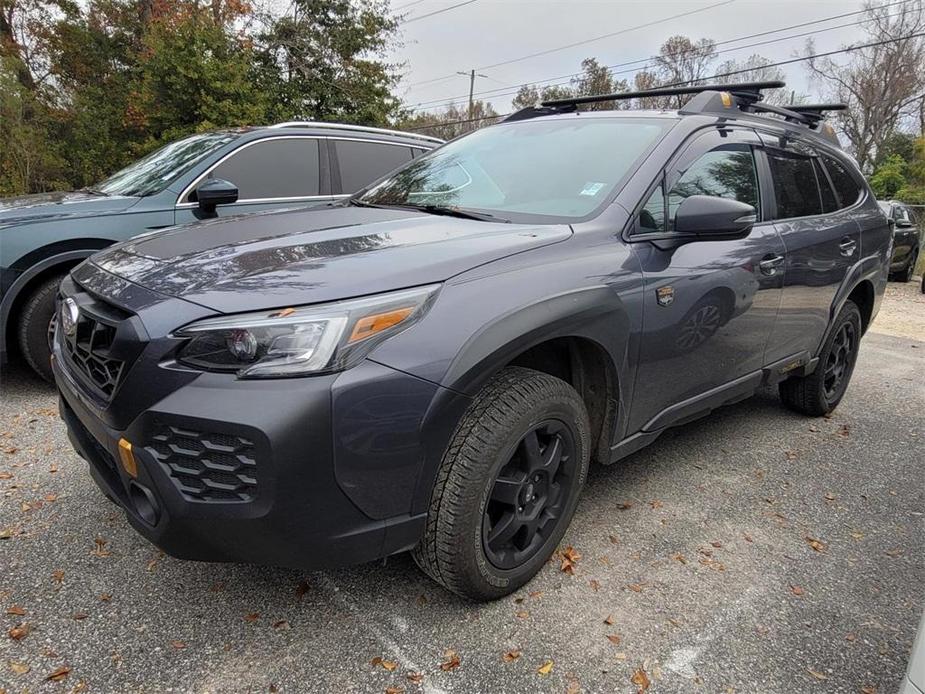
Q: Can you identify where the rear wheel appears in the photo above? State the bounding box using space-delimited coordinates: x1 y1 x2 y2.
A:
779 300 861 416
901 250 918 283
17 274 64 383
412 367 590 601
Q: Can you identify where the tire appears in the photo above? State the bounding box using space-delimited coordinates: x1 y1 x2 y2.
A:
901 250 918 283
779 300 862 417
16 274 64 383
412 367 590 601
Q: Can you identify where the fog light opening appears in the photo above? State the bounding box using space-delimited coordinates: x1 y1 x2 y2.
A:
128 482 160 526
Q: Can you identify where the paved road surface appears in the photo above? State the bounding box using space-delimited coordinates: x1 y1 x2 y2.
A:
1 289 923 693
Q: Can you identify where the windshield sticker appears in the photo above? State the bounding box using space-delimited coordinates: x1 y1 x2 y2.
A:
580 182 606 196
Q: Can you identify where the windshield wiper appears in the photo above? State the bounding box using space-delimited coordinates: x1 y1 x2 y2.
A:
348 199 508 223
78 187 109 196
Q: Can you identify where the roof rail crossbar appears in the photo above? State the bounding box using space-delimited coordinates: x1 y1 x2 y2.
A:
539 80 785 109
749 103 815 126
780 103 848 126
267 121 444 144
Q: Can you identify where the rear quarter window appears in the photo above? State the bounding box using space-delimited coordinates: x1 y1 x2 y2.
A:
766 149 822 219
819 153 862 209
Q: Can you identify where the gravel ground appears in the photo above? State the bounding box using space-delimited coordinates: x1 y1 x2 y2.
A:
0 284 923 694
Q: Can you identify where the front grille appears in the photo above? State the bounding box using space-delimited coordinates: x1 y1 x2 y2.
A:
147 425 258 502
59 293 132 400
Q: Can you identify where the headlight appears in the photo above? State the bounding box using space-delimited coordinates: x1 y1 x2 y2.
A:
173 284 439 378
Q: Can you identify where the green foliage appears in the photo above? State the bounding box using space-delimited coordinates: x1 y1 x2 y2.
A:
869 155 909 199
0 0 400 194
869 137 925 204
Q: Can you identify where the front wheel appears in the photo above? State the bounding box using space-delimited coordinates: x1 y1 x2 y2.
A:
779 300 862 416
413 367 590 601
17 274 65 383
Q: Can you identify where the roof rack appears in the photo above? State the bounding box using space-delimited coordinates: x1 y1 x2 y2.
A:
538 80 785 109
779 103 848 126
267 121 444 144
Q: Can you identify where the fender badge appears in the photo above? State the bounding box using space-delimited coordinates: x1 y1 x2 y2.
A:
656 286 675 307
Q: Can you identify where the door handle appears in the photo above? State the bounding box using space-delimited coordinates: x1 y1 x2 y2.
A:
759 254 785 276
839 237 857 256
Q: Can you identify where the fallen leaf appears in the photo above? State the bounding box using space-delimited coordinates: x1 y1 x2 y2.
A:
860 686 877 694
272 620 290 631
614 652 627 661
790 585 804 597
807 668 828 681
710 541 723 548
385 687 404 694
528 590 543 599
566 679 581 694
8 623 30 640
631 667 651 692
72 612 88 621
589 579 600 592
9 661 30 675
295 580 310 599
406 673 423 683
743 533 753 543
884 548 904 558
845 632 857 642
46 665 71 682
616 502 633 510
439 650 460 671
371 657 398 672
649 500 663 509
609 534 619 544
537 660 554 676
672 553 687 564
515 610 530 619
785 450 798 460
627 583 646 593
560 546 581 575
44 493 57 502
850 530 864 540
606 634 622 645
170 640 186 649
99 593 112 602
243 613 260 623
668 617 682 628
603 615 614 625
91 537 111 557
805 537 827 553
836 424 850 438
0 472 12 480
6 605 26 616
49 463 58 473
502 649 521 662
824 492 836 501
0 528 16 539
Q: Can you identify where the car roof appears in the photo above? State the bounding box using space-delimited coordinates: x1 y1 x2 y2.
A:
239 121 443 147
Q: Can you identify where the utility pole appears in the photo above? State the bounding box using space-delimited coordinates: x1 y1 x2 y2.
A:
457 69 488 120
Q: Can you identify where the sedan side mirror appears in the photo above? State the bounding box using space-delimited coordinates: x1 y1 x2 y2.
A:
195 178 238 213
896 218 914 229
674 195 757 238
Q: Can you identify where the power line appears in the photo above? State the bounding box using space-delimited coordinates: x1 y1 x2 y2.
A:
405 32 925 131
407 0 735 86
400 0 479 25
393 0 427 10
408 0 916 110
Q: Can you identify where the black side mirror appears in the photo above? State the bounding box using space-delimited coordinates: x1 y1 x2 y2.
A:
674 195 756 238
195 178 238 213
896 218 914 229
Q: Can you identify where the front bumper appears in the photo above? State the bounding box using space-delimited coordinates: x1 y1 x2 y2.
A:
52 271 468 571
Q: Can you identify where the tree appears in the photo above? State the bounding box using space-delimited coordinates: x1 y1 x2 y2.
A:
869 154 909 198
396 100 499 140
714 54 791 105
654 35 717 107
804 0 925 171
509 58 629 112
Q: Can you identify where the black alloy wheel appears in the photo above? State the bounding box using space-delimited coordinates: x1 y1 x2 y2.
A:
482 420 577 570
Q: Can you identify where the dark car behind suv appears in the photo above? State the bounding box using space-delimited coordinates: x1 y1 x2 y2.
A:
879 199 921 282
0 122 441 382
53 82 890 600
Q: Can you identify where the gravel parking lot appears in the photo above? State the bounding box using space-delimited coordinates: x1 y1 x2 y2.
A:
1 281 923 694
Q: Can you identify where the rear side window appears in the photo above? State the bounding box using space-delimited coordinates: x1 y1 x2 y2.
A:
814 159 839 213
335 140 414 193
767 149 822 219
207 138 320 200
819 153 862 209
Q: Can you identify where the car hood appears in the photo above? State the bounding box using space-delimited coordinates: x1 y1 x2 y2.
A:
90 205 572 313
0 191 140 227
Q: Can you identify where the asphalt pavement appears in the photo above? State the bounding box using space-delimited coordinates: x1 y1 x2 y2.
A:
1 290 923 693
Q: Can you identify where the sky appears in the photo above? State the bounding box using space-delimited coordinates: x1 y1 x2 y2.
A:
389 0 879 115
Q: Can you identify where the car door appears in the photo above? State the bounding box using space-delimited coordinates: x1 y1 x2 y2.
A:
329 139 416 195
626 127 785 433
174 136 334 223
891 204 918 268
761 140 863 363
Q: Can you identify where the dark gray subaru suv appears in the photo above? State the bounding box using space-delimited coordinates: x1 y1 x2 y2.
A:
53 82 890 600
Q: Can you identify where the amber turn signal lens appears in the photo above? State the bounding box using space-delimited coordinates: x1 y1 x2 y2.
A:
348 307 414 344
118 438 137 478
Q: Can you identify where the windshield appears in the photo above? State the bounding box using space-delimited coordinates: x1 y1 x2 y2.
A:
359 117 673 223
95 132 237 197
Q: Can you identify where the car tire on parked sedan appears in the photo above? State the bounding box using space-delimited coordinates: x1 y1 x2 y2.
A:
413 366 590 601
17 274 64 383
778 300 862 417
902 250 918 283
